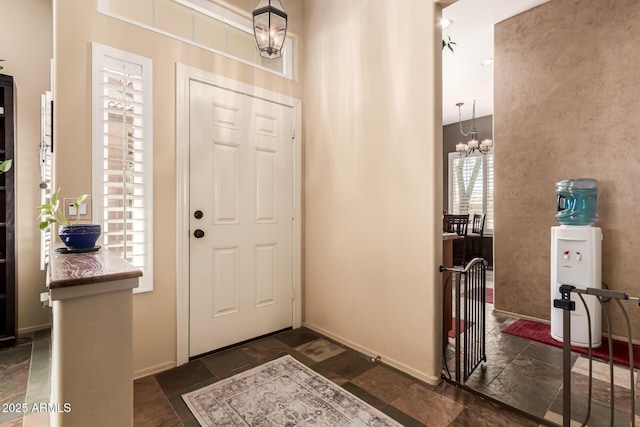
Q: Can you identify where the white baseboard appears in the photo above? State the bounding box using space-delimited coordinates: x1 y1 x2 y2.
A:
134 361 176 380
492 308 549 324
18 323 52 334
302 322 441 386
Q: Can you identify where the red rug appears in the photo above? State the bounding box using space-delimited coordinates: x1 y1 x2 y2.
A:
448 317 473 338
485 288 494 304
502 319 640 369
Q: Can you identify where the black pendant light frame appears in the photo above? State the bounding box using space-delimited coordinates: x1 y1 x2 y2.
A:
252 0 288 59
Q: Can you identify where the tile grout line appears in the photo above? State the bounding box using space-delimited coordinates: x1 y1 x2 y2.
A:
20 333 36 425
24 332 39 402
23 329 52 426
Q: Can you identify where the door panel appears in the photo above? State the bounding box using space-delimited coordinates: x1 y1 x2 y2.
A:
213 142 240 224
189 81 293 357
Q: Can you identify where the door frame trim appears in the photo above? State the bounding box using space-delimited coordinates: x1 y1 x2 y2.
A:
175 64 302 365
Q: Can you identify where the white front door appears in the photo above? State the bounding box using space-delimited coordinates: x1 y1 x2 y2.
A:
189 80 294 357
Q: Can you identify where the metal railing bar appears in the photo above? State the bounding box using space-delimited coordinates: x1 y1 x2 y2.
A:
614 298 635 427
598 298 615 427
577 293 593 427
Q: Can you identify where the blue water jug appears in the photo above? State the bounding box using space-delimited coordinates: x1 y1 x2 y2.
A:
555 178 598 226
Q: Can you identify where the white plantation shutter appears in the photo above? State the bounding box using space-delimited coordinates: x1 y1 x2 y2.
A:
449 152 494 233
485 153 494 231
40 91 53 270
92 43 153 292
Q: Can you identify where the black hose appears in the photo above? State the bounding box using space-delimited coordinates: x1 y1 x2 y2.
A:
598 298 615 427
601 282 611 303
577 293 593 427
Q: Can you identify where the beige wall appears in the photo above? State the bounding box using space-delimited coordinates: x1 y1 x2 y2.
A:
53 0 304 375
494 0 640 337
51 0 445 381
1 0 53 332
303 0 444 383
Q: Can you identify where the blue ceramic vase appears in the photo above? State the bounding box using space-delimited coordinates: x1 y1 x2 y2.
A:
58 224 101 250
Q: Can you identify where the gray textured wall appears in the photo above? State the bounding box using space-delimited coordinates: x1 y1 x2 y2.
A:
494 0 640 336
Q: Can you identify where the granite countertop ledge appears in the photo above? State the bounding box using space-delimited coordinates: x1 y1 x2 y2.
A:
48 246 142 289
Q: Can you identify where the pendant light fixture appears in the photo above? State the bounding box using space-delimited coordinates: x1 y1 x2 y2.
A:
455 100 493 156
252 0 288 59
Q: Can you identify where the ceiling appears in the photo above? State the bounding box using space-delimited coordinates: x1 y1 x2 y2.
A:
441 0 550 125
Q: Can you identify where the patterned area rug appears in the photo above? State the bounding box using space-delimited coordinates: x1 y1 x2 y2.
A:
183 355 401 426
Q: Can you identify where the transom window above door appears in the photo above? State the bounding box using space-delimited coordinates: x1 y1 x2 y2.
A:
97 0 293 79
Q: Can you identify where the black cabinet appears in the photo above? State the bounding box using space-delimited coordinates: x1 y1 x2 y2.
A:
0 74 16 348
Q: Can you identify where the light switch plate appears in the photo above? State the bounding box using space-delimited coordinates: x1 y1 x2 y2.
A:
64 197 92 221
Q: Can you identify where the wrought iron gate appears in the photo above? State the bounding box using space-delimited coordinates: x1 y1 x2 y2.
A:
441 258 487 384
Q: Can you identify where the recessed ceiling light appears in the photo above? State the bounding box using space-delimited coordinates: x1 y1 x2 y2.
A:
441 18 453 29
481 58 494 66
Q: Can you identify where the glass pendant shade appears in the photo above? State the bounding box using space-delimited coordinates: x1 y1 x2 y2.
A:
252 0 287 59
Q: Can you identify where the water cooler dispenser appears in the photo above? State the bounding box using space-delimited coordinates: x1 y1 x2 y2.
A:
550 179 602 347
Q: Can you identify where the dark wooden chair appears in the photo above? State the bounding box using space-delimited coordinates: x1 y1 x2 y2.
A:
465 213 486 262
443 214 469 265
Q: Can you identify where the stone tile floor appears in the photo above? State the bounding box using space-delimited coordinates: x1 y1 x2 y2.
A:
456 311 640 426
446 271 640 426
0 326 539 427
1 289 639 426
0 329 51 427
136 327 541 427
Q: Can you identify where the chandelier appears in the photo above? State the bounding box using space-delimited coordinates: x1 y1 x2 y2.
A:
252 0 288 59
455 100 493 156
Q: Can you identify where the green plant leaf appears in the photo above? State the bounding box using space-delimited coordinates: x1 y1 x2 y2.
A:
51 189 59 205
36 188 87 229
442 36 456 53
0 159 12 173
37 210 52 218
39 219 55 231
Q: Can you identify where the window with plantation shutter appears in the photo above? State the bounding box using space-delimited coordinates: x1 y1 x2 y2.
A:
485 153 494 231
92 43 153 292
40 91 53 270
448 152 494 233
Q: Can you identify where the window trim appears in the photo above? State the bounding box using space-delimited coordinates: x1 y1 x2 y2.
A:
96 0 293 79
91 42 154 293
